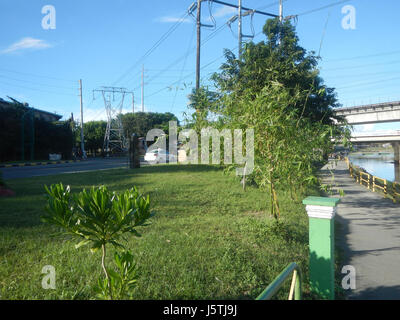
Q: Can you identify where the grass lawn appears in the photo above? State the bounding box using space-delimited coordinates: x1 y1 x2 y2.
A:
0 164 315 300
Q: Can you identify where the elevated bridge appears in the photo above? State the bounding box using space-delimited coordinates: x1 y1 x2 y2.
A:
334 101 400 125
350 131 400 163
351 130 400 143
333 102 400 162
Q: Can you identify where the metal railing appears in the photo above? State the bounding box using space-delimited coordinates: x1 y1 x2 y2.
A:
256 263 302 300
359 171 371 189
372 176 387 195
345 157 398 202
394 182 400 198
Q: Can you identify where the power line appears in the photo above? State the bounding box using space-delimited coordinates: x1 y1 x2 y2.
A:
145 54 225 100
337 76 400 90
145 41 245 100
123 2 265 94
0 67 75 82
257 0 289 11
209 0 277 58
143 1 270 92
322 49 400 63
121 18 227 87
112 11 190 86
145 29 267 102
0 73 76 90
329 71 400 86
325 70 400 80
338 82 400 95
209 0 278 17
295 0 355 17
321 59 400 71
0 80 77 97
171 23 197 111
127 21 230 91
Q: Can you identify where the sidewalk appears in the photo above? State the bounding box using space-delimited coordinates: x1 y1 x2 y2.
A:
320 160 400 299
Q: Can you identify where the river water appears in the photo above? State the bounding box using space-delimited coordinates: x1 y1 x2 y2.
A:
349 153 400 182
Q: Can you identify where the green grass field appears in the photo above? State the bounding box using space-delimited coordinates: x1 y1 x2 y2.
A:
0 164 315 300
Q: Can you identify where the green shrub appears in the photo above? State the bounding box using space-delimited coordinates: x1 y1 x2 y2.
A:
42 183 154 299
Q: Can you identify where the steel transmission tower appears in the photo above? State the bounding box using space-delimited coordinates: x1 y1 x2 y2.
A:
93 87 134 155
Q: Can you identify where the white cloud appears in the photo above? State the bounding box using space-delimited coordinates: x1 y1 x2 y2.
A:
211 6 237 18
157 16 191 23
156 6 235 24
1 37 53 54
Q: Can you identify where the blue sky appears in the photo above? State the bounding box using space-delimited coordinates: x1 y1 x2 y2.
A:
1 0 399 133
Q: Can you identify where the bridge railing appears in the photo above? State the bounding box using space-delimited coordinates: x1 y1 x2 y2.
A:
359 171 371 189
256 262 302 300
393 182 400 199
345 157 398 202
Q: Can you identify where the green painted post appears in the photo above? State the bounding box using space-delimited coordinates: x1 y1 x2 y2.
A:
302 196 340 300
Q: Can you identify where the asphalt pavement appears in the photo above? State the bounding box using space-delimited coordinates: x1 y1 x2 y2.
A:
0 158 130 180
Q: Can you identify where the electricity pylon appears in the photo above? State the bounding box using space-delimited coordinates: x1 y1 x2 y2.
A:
93 86 134 156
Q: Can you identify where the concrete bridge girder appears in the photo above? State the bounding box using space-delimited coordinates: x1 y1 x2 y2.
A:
349 138 400 164
334 102 400 125
334 102 400 163
341 109 400 125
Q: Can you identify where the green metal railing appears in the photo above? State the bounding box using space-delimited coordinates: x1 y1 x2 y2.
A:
256 263 302 300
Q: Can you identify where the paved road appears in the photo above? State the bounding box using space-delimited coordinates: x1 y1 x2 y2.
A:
320 160 400 300
0 158 130 180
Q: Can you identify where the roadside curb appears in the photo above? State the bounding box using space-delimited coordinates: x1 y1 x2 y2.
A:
0 159 84 168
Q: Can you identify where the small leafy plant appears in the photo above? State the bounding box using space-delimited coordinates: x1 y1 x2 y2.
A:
95 251 138 300
42 183 153 299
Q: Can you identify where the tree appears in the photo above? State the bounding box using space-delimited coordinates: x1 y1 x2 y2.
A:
208 18 350 219
120 112 179 138
212 18 345 125
186 86 220 133
0 98 74 162
82 121 107 155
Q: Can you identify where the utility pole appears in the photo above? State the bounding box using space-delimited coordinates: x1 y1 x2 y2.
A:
196 0 202 91
132 92 135 113
212 0 277 58
141 65 144 112
188 0 213 91
238 0 242 58
278 0 283 45
79 79 86 159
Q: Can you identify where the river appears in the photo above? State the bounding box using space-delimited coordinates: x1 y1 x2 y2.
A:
349 153 400 183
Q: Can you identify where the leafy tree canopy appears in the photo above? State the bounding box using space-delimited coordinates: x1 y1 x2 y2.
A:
187 18 350 219
211 18 343 125
120 112 179 138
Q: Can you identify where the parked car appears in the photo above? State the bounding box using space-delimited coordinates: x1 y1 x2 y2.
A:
144 148 177 164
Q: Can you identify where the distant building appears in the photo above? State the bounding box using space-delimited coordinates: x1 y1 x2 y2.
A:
0 97 62 122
